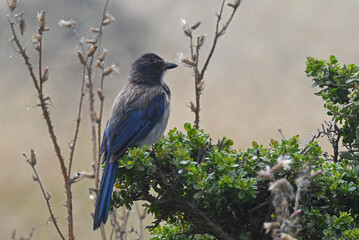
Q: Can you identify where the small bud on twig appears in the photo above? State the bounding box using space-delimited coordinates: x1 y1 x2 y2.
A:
30 149 37 166
37 10 46 31
58 19 77 28
189 101 196 112
87 45 97 57
99 49 107 61
91 27 100 33
103 12 115 26
85 39 96 44
92 111 100 123
96 60 103 69
191 21 201 30
197 80 205 90
19 14 26 35
32 34 41 51
103 64 120 76
8 0 17 11
97 89 104 100
41 66 49 83
77 50 86 65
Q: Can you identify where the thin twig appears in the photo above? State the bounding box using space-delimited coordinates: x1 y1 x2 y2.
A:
23 153 65 240
8 15 74 240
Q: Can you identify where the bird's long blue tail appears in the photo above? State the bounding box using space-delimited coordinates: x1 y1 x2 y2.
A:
93 157 118 230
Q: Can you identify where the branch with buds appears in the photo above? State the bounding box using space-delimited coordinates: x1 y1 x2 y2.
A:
178 0 241 129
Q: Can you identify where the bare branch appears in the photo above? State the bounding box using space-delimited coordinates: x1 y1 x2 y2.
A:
23 152 65 240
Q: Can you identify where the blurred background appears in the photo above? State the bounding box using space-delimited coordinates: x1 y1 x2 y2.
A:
1 0 359 239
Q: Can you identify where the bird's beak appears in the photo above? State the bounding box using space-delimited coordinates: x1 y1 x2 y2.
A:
165 62 178 70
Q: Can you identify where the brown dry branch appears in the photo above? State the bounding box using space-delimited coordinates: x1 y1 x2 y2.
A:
11 227 35 240
179 0 241 129
8 6 74 239
22 151 64 240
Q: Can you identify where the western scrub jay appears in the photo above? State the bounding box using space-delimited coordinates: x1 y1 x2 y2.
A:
93 53 177 230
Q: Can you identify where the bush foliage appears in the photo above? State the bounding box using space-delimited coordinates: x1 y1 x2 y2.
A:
108 56 359 239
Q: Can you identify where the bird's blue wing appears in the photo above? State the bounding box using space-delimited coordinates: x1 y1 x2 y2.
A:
106 92 166 162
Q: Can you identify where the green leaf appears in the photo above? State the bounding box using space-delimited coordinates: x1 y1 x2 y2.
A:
193 190 204 200
330 55 338 64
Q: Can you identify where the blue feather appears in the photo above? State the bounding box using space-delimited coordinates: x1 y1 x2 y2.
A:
93 93 166 230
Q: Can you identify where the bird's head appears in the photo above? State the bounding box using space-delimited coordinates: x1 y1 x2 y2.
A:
130 53 177 84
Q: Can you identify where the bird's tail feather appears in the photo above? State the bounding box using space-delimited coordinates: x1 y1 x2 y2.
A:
93 157 118 230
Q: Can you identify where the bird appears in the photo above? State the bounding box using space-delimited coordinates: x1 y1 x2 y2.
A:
93 53 177 230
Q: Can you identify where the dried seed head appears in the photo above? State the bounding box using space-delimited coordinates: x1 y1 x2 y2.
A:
263 222 280 234
91 27 100 33
37 10 46 31
228 0 240 8
269 178 295 200
41 66 49 83
272 155 292 173
105 12 115 22
97 89 104 100
86 39 96 44
103 13 115 26
189 101 196 112
197 80 205 90
103 65 113 76
92 111 100 123
9 0 17 11
191 21 201 30
32 34 41 50
103 64 120 76
77 50 86 65
180 18 191 37
58 19 77 28
96 59 103 69
257 165 274 180
198 34 205 47
280 233 297 240
87 45 97 57
19 15 26 35
30 149 37 166
99 49 107 61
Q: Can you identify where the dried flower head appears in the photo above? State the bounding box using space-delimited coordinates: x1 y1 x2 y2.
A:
191 21 201 30
91 27 100 33
19 14 26 35
103 64 120 76
97 89 104 101
189 101 196 112
58 19 77 28
272 155 292 173
180 18 191 37
103 12 115 26
269 178 294 201
258 165 274 180
280 233 297 240
42 66 49 82
30 149 37 166
99 49 108 61
37 10 46 31
77 50 86 65
8 0 17 11
263 222 280 234
87 45 97 57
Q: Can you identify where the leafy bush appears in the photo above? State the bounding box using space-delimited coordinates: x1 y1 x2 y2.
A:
108 55 359 239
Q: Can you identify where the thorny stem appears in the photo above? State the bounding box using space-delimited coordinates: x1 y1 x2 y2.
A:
23 153 65 240
8 16 74 240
